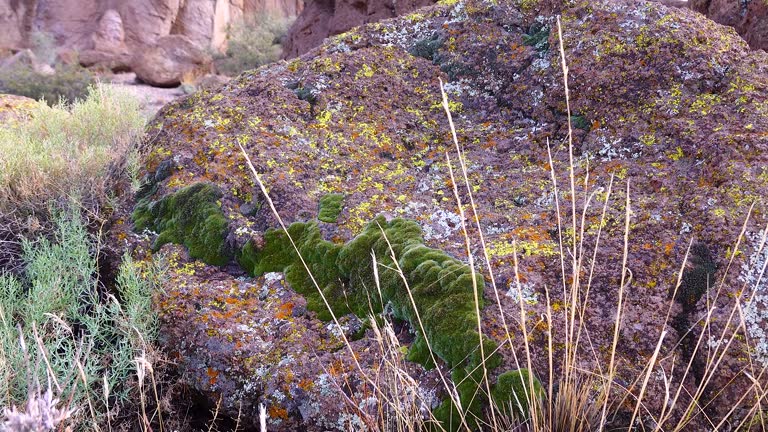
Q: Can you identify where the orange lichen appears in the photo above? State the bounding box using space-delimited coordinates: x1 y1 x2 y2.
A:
276 302 294 319
207 367 219 386
268 406 289 420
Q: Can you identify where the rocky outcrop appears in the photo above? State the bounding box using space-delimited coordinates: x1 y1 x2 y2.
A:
0 93 37 125
0 49 54 75
125 0 768 429
132 34 213 87
690 0 768 51
281 0 436 58
0 0 302 75
0 0 34 54
79 9 132 71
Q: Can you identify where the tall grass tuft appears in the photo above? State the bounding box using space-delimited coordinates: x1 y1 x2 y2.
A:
238 16 768 432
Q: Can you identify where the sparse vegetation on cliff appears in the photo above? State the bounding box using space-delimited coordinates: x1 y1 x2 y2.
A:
0 62 96 107
214 14 294 76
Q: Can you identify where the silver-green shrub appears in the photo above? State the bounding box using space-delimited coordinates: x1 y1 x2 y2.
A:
0 208 162 429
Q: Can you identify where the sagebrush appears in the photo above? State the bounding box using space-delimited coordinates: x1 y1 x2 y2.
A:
0 84 144 273
0 208 162 430
215 14 294 76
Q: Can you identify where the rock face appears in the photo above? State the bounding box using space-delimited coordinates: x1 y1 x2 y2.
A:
0 0 33 54
127 0 768 430
0 0 302 73
281 0 436 58
0 93 37 125
691 0 768 51
132 34 213 87
0 49 54 75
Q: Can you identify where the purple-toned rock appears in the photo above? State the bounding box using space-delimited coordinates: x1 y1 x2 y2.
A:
126 0 768 429
131 35 212 87
690 0 768 51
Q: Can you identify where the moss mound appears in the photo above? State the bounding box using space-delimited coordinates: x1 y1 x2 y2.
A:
133 182 232 266
491 368 544 419
239 215 514 428
318 193 344 223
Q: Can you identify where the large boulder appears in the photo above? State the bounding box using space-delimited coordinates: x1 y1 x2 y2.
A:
127 0 768 429
79 9 132 71
0 0 32 52
690 0 768 51
281 0 436 58
131 35 213 87
0 93 37 125
0 0 303 81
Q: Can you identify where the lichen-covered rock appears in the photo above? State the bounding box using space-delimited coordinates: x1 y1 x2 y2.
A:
281 0 437 59
0 94 37 125
154 244 443 430
690 0 768 52
130 0 768 429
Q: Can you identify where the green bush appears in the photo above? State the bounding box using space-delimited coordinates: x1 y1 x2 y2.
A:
0 208 162 428
215 14 294 76
0 62 96 106
0 84 143 206
0 83 144 278
29 30 57 66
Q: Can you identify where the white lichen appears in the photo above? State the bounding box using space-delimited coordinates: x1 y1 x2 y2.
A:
423 209 463 241
739 231 768 367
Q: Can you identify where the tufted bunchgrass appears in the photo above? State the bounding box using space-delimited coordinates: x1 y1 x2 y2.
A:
233 16 768 432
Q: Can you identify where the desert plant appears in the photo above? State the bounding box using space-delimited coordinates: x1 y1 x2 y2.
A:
215 14 294 76
0 62 96 107
0 84 144 273
0 207 163 430
28 31 57 66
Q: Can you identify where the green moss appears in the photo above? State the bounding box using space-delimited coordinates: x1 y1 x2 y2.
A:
318 193 344 223
491 369 544 419
241 221 347 320
409 34 444 62
522 22 550 52
239 215 502 428
570 114 591 131
132 183 232 266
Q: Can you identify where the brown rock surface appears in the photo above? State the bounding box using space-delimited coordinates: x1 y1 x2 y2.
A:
0 93 37 125
131 34 213 87
690 0 768 51
0 0 303 81
79 8 132 71
0 0 33 52
281 0 436 58
125 0 768 429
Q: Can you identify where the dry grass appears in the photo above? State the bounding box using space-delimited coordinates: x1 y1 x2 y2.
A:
0 84 145 273
237 16 768 432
